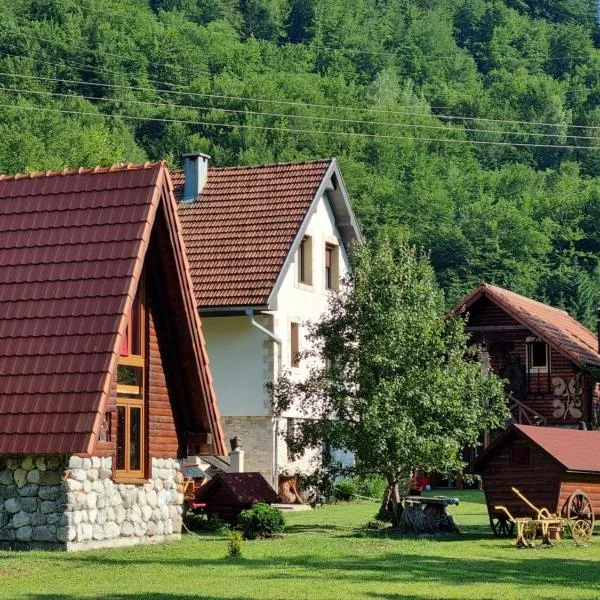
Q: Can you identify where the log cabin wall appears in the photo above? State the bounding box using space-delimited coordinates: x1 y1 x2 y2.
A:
559 475 600 517
481 438 563 518
93 291 182 468
467 298 591 427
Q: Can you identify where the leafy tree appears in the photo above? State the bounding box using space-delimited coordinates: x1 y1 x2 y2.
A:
271 238 507 525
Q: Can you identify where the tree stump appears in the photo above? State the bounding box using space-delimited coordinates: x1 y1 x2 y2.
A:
397 497 459 535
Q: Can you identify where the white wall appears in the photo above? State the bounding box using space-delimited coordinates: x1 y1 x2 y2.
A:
273 193 350 417
201 315 273 417
271 193 351 475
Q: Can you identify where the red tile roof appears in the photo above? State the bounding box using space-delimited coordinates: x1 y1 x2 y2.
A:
477 425 600 473
0 163 225 455
175 160 334 307
454 283 600 368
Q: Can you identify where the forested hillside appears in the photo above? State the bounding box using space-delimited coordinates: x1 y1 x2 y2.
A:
2 0 600 321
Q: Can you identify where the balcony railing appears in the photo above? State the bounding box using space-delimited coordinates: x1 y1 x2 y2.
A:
507 395 547 426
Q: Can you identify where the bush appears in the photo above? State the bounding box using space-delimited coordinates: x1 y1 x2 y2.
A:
238 503 285 539
334 480 358 501
355 476 387 500
226 530 244 558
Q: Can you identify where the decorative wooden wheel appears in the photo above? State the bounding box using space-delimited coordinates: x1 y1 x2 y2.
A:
490 514 514 537
566 490 595 532
571 519 593 544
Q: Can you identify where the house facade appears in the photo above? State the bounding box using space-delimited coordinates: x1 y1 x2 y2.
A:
176 155 360 487
0 163 225 550
454 283 600 431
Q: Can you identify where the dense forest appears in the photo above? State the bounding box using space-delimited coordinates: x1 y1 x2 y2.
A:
2 0 600 321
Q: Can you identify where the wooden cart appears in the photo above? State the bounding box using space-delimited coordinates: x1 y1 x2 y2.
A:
495 487 593 545
473 425 600 540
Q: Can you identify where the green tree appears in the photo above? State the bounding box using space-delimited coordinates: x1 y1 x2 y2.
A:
271 238 507 526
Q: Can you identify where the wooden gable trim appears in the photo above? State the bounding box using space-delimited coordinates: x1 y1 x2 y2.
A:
456 285 586 370
157 169 226 455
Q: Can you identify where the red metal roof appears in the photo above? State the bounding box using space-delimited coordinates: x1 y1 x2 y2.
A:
515 425 600 472
454 283 600 368
175 160 334 307
0 163 225 455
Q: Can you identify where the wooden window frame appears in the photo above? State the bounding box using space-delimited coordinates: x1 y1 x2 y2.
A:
116 275 147 482
526 338 550 374
298 235 313 286
324 243 339 291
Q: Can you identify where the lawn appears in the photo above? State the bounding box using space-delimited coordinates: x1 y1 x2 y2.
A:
1 490 600 600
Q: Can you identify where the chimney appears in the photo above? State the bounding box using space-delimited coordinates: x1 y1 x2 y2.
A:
182 152 210 202
229 436 245 473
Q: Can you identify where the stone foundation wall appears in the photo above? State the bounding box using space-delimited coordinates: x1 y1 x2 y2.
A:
221 416 274 484
0 456 183 551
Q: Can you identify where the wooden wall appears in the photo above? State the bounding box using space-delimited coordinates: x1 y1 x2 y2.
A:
481 438 562 518
148 303 179 459
559 474 600 518
467 297 591 426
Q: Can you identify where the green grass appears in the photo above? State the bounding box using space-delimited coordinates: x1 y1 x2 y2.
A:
1 490 600 599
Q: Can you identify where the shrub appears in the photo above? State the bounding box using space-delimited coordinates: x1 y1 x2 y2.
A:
355 476 387 500
226 530 244 558
334 480 358 501
238 503 285 539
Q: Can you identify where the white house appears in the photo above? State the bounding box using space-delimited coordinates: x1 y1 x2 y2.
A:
174 155 360 487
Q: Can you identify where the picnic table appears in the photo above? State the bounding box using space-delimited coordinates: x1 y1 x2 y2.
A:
398 495 460 534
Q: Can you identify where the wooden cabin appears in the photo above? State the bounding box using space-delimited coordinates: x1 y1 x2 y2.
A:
196 472 279 523
453 284 600 429
474 425 600 536
0 163 226 550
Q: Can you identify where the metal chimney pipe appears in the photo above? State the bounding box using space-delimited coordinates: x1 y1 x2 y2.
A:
182 152 211 202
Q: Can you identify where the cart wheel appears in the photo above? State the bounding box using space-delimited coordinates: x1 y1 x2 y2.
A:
566 490 595 533
522 521 537 544
490 514 514 537
570 519 593 544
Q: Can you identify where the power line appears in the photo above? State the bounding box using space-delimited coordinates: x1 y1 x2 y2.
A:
0 101 596 151
0 70 596 133
3 82 599 143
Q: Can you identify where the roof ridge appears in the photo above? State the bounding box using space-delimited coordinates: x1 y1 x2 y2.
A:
171 158 333 175
483 282 570 316
0 161 165 183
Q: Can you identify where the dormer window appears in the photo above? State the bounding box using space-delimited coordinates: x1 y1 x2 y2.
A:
298 235 313 285
116 275 146 480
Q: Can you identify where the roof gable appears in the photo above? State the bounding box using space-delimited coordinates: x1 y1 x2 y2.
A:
0 163 225 456
453 283 600 369
175 158 360 309
474 425 600 473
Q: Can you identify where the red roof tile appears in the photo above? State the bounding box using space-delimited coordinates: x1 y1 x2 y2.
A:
454 283 600 368
175 160 334 307
0 163 225 455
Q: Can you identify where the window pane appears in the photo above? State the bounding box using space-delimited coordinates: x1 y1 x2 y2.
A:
116 406 126 470
129 407 142 471
117 366 143 398
531 342 547 367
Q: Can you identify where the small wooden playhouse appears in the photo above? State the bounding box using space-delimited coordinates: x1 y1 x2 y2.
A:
474 425 600 537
